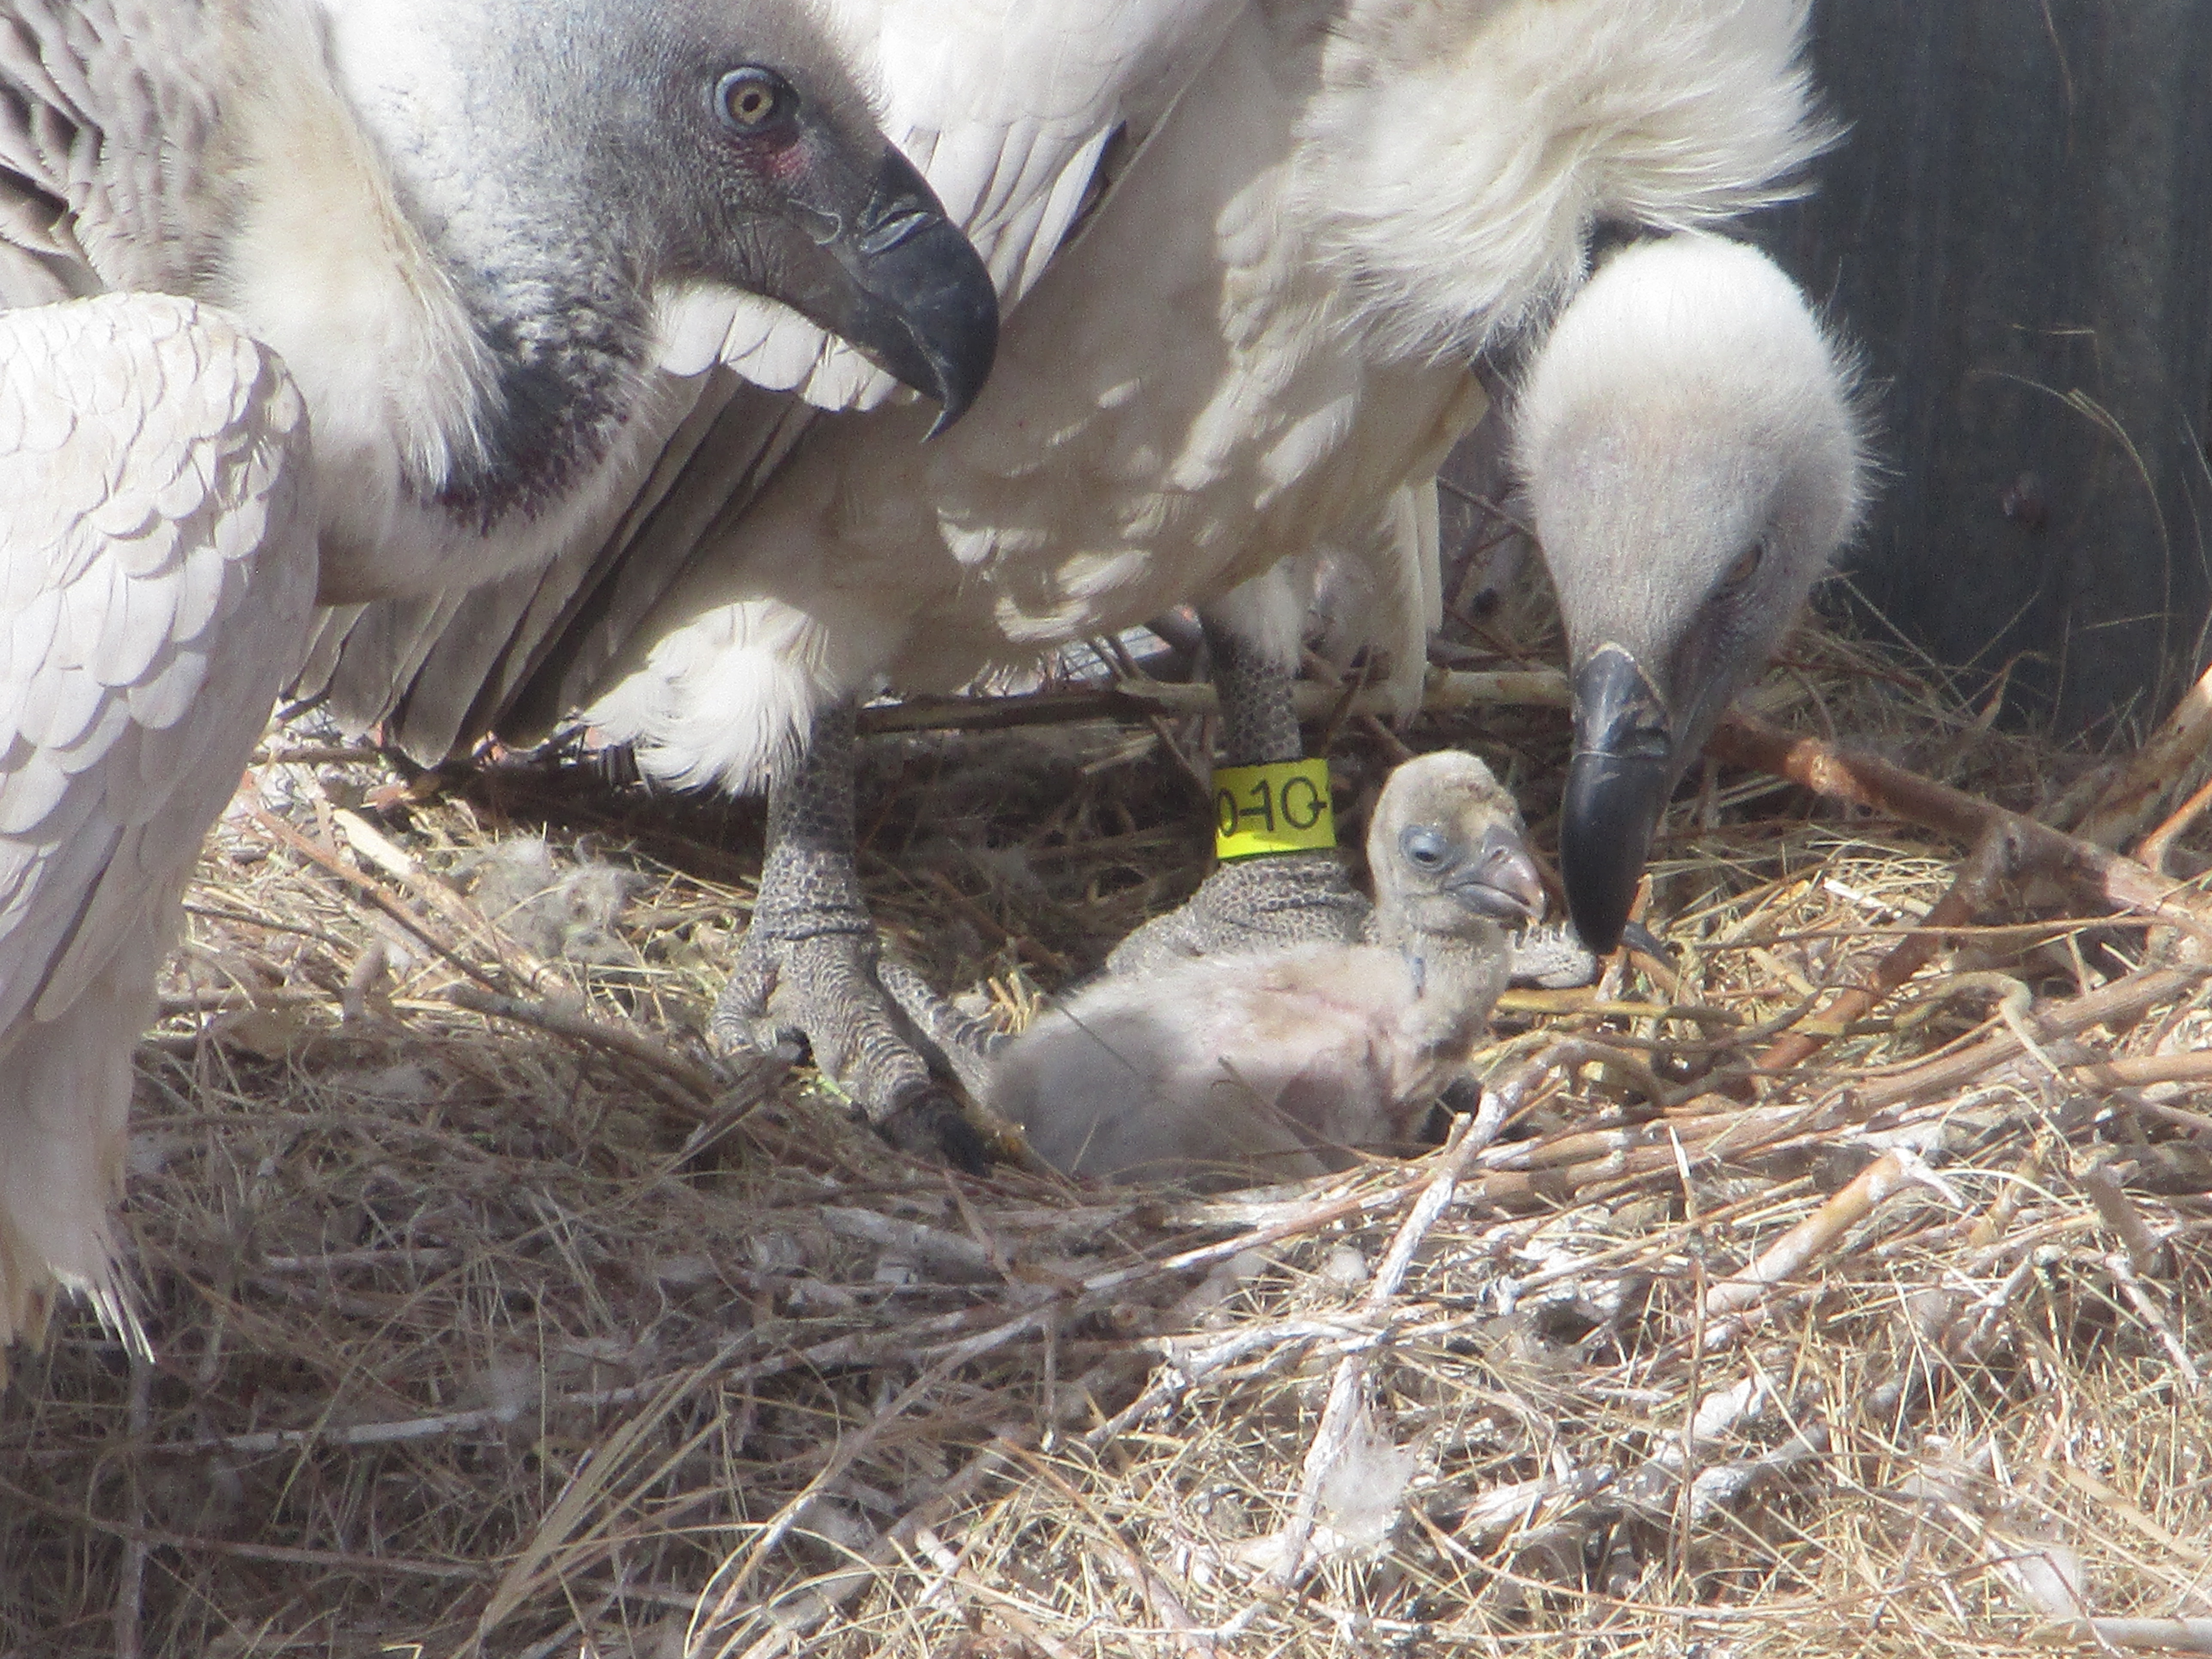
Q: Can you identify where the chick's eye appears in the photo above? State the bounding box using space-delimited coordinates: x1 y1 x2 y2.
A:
717 67 793 133
1399 826 1449 869
1723 541 1765 590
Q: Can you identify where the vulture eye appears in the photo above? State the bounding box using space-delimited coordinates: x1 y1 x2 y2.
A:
1399 826 1450 869
717 67 795 133
1722 541 1765 591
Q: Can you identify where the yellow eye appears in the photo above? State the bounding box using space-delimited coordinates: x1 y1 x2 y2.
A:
717 67 791 132
1723 541 1765 589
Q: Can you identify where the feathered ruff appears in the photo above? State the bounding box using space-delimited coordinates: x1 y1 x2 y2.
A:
580 597 857 797
1298 0 1834 363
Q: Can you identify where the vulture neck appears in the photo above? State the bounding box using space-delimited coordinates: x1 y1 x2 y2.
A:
215 0 659 596
329 3 655 526
1370 916 1509 1059
1285 0 1829 363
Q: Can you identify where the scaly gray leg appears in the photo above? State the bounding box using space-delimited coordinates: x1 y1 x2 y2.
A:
1110 617 1626 989
713 702 984 1167
1107 615 1367 976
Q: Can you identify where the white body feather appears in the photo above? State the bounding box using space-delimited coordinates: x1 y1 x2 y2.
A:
579 0 1827 796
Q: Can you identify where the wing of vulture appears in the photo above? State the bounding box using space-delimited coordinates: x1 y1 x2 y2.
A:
0 295 315 1355
308 0 1837 1139
0 0 1018 1349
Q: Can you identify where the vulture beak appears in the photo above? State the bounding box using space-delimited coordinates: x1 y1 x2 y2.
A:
1447 825 1549 923
1561 643 1676 954
775 143 998 430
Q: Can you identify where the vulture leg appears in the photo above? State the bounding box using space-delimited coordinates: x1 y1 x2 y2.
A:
711 703 984 1167
1113 617 1607 987
0 295 316 1358
1106 615 1366 975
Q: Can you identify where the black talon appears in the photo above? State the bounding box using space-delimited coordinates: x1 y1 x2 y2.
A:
877 1088 991 1173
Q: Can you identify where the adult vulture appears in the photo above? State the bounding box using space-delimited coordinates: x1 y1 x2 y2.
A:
0 0 1001 1354
307 0 1836 1147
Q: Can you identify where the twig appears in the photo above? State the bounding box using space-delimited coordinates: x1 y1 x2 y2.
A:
1701 1149 1958 1347
851 668 1569 737
2070 659 2212 850
2136 770 2212 874
1083 1318 1378 1448
330 806 561 989
1709 712 2212 944
2076 1160 2169 1278
444 983 728 1106
2102 1251 2204 1394
1754 825 2017 1077
1851 967 2205 1112
1272 1116 1490 1587
2041 1618 2212 1652
2072 1052 2212 1089
246 806 505 994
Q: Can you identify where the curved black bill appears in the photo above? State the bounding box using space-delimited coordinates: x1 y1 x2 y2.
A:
820 148 998 431
1448 825 1548 922
1560 645 1676 954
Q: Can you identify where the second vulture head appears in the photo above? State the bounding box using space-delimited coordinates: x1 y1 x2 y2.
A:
328 0 998 442
1515 233 1866 953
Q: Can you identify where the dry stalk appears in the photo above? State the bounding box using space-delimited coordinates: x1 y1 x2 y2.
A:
1710 711 2212 942
1271 1114 1492 1588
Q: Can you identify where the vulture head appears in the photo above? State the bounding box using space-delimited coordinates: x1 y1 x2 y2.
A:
1514 233 1866 952
1366 749 1549 947
322 0 997 507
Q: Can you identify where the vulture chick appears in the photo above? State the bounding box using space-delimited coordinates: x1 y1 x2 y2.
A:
994 753 1542 1185
1519 234 1867 952
318 0 1834 1144
0 0 999 1355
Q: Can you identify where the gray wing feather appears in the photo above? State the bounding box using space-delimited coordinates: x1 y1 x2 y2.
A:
0 292 316 1036
0 0 228 296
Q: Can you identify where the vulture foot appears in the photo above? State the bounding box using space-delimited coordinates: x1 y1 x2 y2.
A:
717 702 991 1170
711 927 985 1171
1106 850 1368 977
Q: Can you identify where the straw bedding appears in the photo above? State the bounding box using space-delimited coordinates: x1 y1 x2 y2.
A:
3 558 2209 1658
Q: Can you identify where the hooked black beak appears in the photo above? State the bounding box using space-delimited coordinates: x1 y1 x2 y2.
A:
779 145 998 430
1447 824 1548 923
1561 644 1677 954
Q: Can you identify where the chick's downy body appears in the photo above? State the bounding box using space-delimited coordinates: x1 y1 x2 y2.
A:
994 751 1543 1185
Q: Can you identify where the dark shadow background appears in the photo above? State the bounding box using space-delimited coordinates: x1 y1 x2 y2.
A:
1764 0 2212 739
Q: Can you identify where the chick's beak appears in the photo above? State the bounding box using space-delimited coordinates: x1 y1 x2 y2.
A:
1449 824 1548 922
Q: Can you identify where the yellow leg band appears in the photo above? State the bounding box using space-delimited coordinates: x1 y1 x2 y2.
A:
1214 758 1337 860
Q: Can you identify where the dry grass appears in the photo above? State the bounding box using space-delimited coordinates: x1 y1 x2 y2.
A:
4 583 2210 1659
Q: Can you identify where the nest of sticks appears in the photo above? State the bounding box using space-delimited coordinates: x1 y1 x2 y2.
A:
4 541 2212 1659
